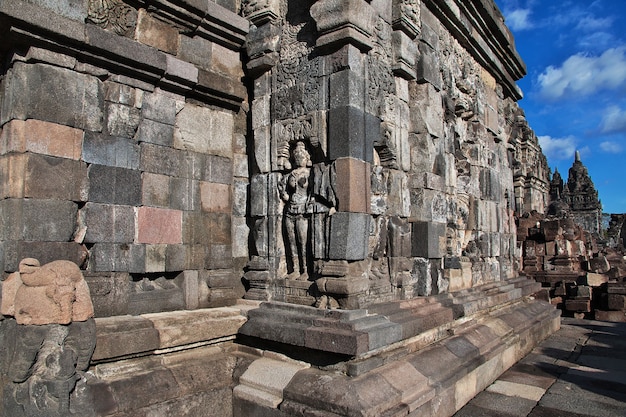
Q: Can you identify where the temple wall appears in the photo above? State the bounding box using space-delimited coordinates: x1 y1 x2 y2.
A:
243 0 548 308
0 0 250 316
0 1 560 416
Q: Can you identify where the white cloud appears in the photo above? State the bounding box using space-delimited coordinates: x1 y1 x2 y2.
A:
505 9 533 31
600 141 623 153
600 106 626 133
575 16 613 32
538 135 578 160
537 46 626 100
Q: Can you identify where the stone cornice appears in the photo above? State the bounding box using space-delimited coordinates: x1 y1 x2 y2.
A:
0 0 248 110
424 0 526 100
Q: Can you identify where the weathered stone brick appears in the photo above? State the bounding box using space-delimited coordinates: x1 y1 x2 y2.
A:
207 213 231 245
333 158 370 213
211 43 244 78
136 206 183 244
3 153 88 201
79 203 135 243
200 182 230 213
328 106 375 163
205 154 233 184
145 244 167 273
140 142 182 177
1 62 103 131
232 179 248 217
82 132 140 169
0 198 78 241
0 119 83 159
142 172 170 207
232 216 249 259
84 272 131 317
178 35 213 71
328 212 370 260
412 221 446 259
104 81 143 107
105 102 141 138
170 177 200 211
174 104 233 158
166 54 198 84
90 243 140 272
142 92 177 125
183 212 210 245
134 118 174 147
88 164 142 205
11 241 88 271
206 244 234 269
135 8 180 54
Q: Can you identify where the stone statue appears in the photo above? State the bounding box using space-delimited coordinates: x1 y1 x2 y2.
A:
280 142 313 280
1 258 96 417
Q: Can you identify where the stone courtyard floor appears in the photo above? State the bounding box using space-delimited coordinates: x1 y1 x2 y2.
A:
455 317 626 417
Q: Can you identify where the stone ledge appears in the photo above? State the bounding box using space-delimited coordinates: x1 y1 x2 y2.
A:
232 298 561 417
239 277 544 358
0 0 248 110
93 306 248 362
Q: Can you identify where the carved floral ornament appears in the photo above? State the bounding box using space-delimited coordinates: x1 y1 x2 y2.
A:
87 0 137 36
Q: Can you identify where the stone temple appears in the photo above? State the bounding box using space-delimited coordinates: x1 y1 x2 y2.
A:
0 0 566 415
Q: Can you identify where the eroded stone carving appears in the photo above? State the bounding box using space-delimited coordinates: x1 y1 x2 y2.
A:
1 258 96 417
87 0 137 36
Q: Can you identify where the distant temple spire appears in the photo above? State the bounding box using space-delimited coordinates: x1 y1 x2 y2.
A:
575 150 581 162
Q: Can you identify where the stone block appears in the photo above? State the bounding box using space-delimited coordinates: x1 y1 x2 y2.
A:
23 0 89 21
541 220 561 242
333 158 370 213
310 0 377 51
211 43 244 78
232 216 249 259
416 43 441 89
92 315 160 360
411 220 446 259
80 203 135 243
328 212 370 260
89 243 146 273
233 179 248 217
145 244 167 273
564 299 591 313
205 154 233 184
170 177 200 211
178 35 213 71
200 182 231 213
206 244 234 269
82 132 140 169
2 62 103 131
183 212 210 245
134 8 180 54
105 102 141 138
140 142 184 177
328 106 373 163
1 198 78 242
392 30 417 79
10 241 88 270
142 172 170 207
0 119 83 159
329 69 365 110
166 54 198 84
608 294 626 311
136 207 183 244
88 164 142 205
84 272 130 317
174 104 233 158
134 118 174 147
387 170 411 217
594 310 626 322
104 81 143 107
589 256 610 273
142 92 177 125
3 153 88 201
585 272 608 287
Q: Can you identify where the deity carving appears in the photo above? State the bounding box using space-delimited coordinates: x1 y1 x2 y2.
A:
280 142 314 280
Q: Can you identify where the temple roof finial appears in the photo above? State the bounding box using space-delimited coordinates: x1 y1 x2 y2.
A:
575 150 581 162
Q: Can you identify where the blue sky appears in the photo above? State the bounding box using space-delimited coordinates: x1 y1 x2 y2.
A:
494 0 626 214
